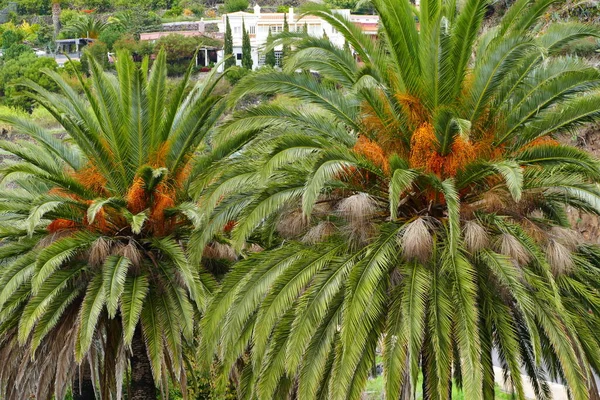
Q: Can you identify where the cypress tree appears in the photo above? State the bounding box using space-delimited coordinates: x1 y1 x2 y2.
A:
265 28 276 67
304 22 308 34
322 29 329 41
282 13 290 67
241 19 253 70
344 40 351 53
224 16 235 69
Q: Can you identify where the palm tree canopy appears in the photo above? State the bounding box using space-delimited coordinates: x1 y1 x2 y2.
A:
198 1 600 399
61 15 108 39
0 51 232 398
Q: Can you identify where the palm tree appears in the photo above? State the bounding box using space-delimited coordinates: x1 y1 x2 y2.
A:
197 0 600 399
0 51 234 399
52 0 61 38
62 15 108 39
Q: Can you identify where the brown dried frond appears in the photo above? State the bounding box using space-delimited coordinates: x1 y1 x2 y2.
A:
89 237 112 267
245 243 264 253
495 233 530 266
203 242 237 261
117 241 143 269
549 226 582 250
344 221 375 246
546 239 574 275
302 221 337 244
399 218 433 263
480 190 509 213
37 229 75 248
276 209 308 238
337 193 377 224
312 201 334 216
520 218 546 244
463 220 489 253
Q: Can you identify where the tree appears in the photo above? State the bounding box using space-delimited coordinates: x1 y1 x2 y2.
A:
0 50 236 399
80 41 109 73
264 28 276 67
154 33 205 76
224 0 248 13
0 53 58 111
241 19 252 70
224 16 235 69
61 15 108 39
199 1 600 399
281 12 290 67
109 8 162 40
51 0 61 38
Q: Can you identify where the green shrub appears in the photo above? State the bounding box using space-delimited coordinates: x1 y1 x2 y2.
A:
154 33 200 76
0 53 58 111
80 41 109 73
98 24 126 50
179 0 204 16
60 9 82 26
16 0 50 15
225 65 248 85
109 8 162 39
62 59 83 76
224 0 248 13
163 5 184 17
113 35 154 60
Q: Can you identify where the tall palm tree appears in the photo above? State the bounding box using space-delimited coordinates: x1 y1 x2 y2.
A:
197 0 600 399
0 51 234 399
52 0 61 39
62 15 108 39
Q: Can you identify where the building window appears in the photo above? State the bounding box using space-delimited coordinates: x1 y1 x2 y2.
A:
234 26 241 35
249 25 256 34
236 53 242 60
275 51 283 67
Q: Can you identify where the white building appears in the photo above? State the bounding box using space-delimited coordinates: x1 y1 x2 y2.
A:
217 5 380 71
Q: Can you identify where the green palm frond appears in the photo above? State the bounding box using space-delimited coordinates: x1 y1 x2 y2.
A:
198 0 600 398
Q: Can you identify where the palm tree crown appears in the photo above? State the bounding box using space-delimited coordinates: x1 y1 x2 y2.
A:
199 1 600 399
0 51 228 399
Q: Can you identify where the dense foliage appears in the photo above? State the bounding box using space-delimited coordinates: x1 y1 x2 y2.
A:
197 1 600 399
224 0 248 13
0 0 599 399
0 50 237 399
154 33 220 76
0 51 58 111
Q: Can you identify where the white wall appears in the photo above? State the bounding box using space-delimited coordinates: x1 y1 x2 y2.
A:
217 7 349 71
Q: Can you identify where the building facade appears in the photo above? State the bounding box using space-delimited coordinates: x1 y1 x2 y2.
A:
217 5 380 71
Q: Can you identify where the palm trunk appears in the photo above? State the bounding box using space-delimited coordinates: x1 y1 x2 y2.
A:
73 362 95 400
130 327 156 400
52 1 61 39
